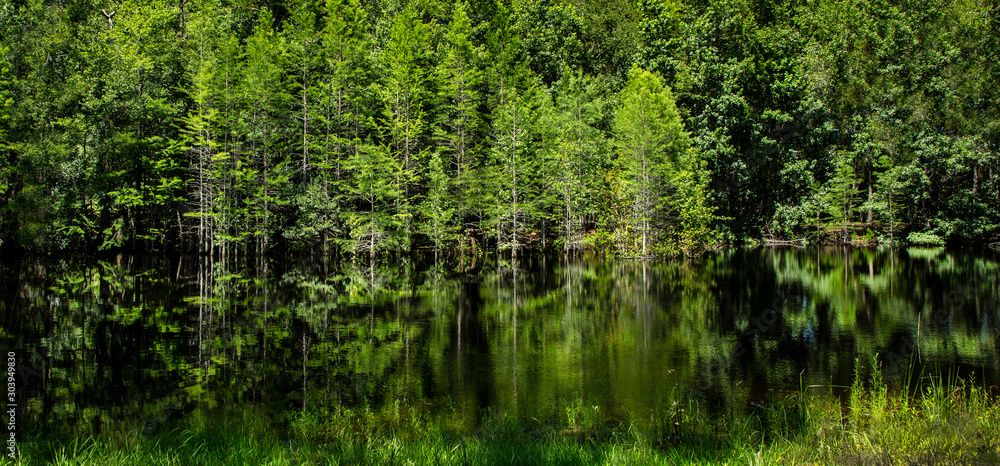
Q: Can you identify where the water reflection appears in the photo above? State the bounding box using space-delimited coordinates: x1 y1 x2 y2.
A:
2 247 998 437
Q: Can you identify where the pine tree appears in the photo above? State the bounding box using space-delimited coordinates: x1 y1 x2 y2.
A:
285 0 370 253
342 144 404 258
180 0 227 254
238 8 291 255
379 4 433 247
484 5 549 255
418 152 458 259
318 0 369 182
286 0 320 183
613 67 688 256
433 1 483 231
823 151 861 243
489 65 547 255
549 68 605 252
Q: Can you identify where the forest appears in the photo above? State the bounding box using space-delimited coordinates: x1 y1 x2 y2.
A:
0 0 997 257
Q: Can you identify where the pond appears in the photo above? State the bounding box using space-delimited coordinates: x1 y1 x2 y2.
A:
2 246 999 439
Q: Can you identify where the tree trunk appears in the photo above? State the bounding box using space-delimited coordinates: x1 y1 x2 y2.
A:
302 67 309 183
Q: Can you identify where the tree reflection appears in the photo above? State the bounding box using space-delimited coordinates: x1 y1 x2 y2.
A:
2 247 998 438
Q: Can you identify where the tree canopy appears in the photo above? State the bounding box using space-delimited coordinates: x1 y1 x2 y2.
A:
1 0 997 257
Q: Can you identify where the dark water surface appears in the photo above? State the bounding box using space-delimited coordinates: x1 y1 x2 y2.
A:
2 247 999 438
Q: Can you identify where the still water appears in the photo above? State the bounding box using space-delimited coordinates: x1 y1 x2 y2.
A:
2 247 999 437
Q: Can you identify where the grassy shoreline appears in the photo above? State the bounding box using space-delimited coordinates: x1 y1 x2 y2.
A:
15 369 1000 465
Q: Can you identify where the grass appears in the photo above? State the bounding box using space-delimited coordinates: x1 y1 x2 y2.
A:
11 362 1000 465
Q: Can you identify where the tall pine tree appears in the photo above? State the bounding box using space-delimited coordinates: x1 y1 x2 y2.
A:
613 67 688 256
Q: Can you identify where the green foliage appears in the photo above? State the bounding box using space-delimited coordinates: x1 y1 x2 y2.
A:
906 231 945 246
661 149 718 255
286 180 342 252
433 0 483 224
612 67 692 256
547 68 607 251
418 151 459 255
380 3 432 180
341 144 406 257
0 45 14 224
1 0 997 253
821 151 862 242
487 58 550 254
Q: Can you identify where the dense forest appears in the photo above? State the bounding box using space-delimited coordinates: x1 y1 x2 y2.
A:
0 0 997 257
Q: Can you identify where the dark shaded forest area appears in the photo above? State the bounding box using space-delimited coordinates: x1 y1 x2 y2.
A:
1 0 997 257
